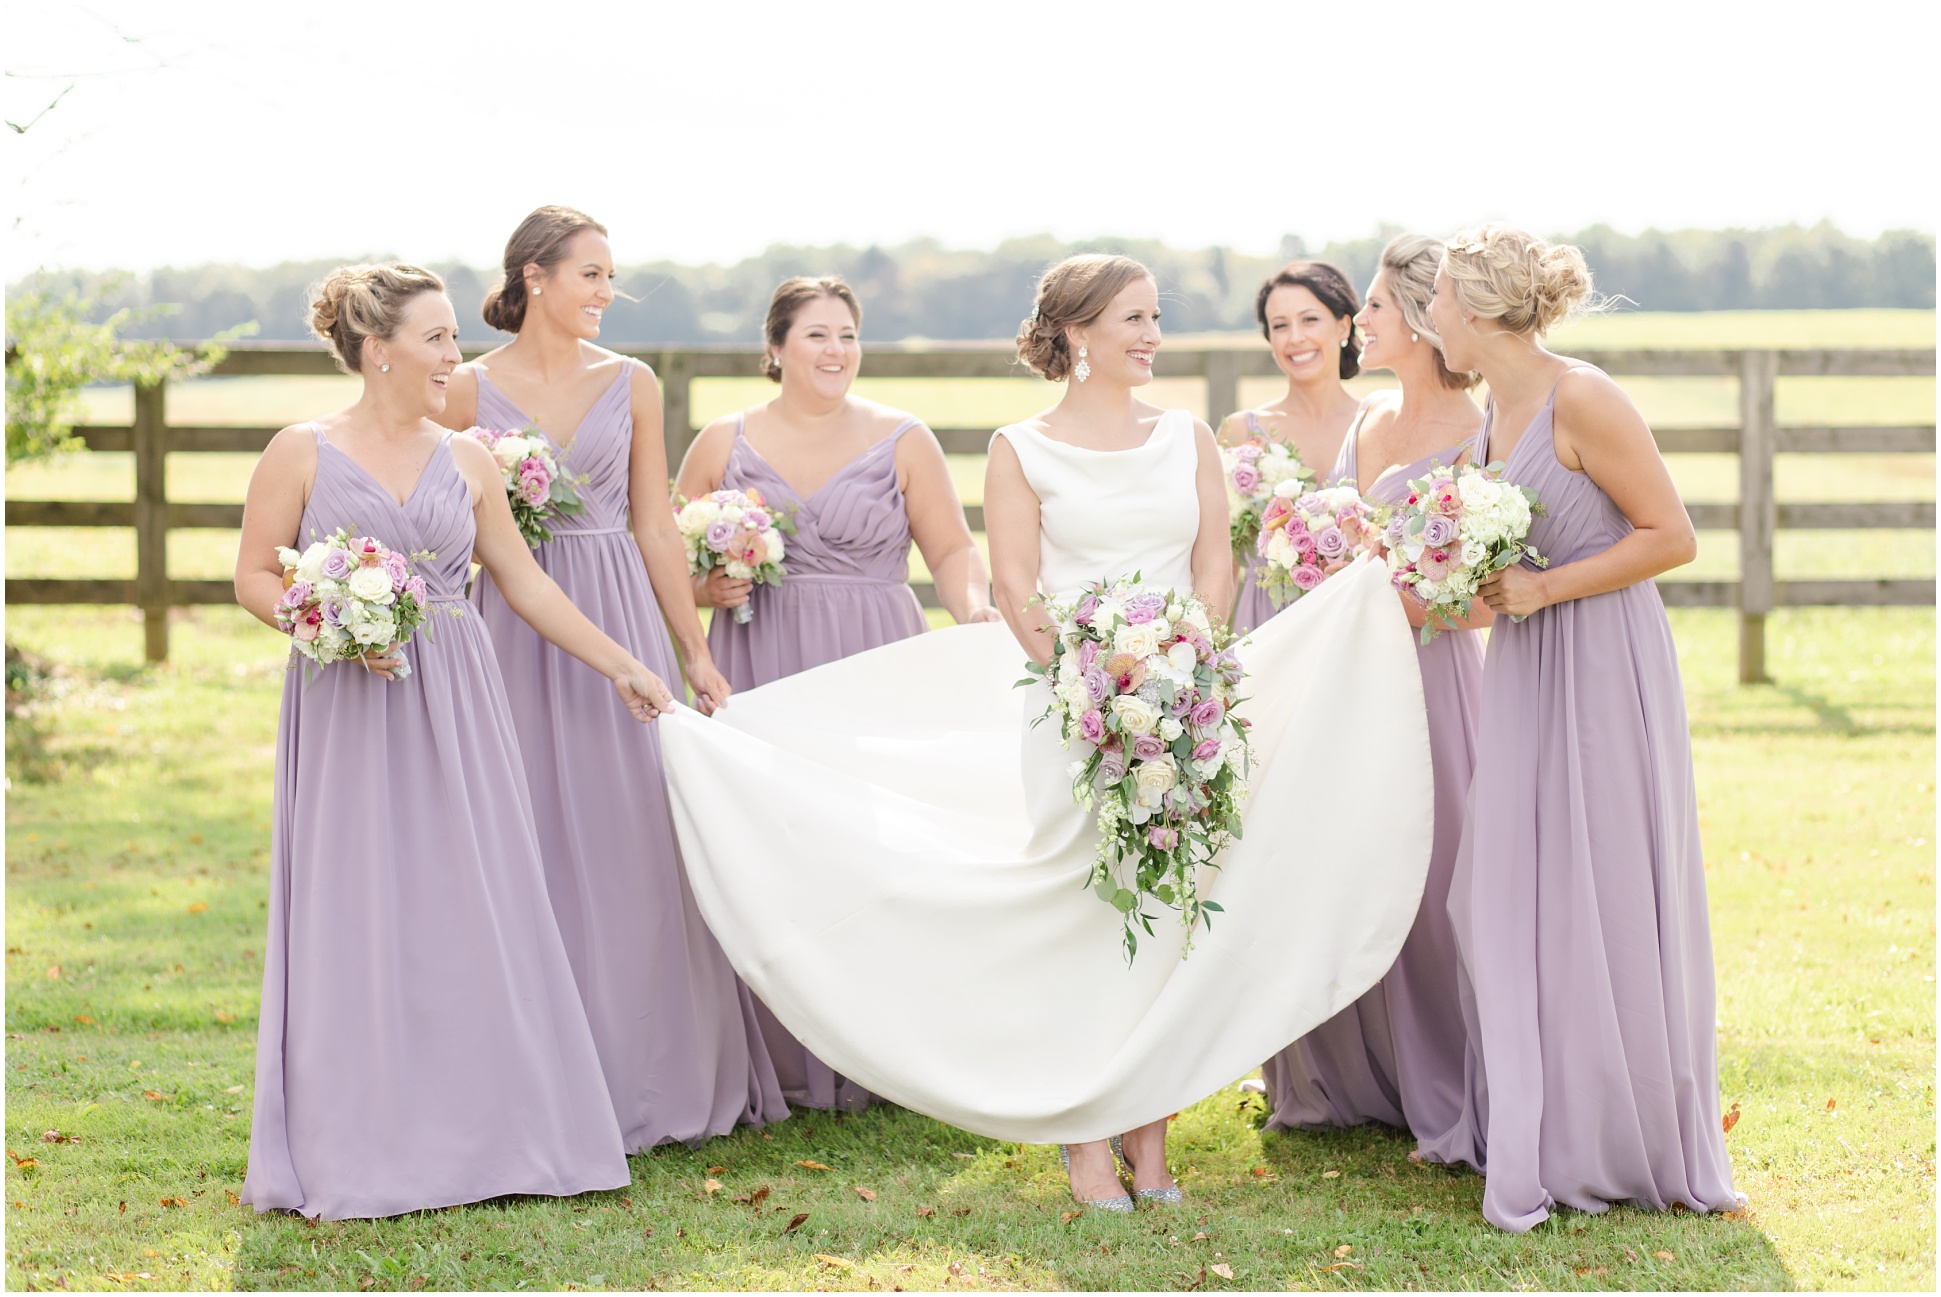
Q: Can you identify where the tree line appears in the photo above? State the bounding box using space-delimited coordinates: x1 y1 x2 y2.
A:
18 222 1934 346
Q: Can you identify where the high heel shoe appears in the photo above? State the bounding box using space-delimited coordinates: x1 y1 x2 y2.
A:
1116 1136 1185 1205
1059 1144 1133 1213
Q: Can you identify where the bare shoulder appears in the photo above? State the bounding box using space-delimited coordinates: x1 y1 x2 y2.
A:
1554 365 1644 431
1215 409 1253 446
622 353 661 389
259 422 323 474
682 416 740 473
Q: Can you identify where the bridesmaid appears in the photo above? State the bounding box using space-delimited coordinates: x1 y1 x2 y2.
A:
1421 225 1742 1230
675 274 1000 1110
439 206 788 1149
234 263 676 1218
1218 261 1365 633
1257 235 1488 1151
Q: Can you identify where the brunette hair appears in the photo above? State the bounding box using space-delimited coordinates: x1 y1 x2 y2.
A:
1014 254 1153 382
1377 235 1480 390
761 276 862 381
307 262 446 374
481 205 609 334
1254 260 1362 379
1440 224 1597 337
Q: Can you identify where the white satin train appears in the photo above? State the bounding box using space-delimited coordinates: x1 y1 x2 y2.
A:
660 558 1433 1143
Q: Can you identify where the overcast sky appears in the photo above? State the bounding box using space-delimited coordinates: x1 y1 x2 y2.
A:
5 0 1934 279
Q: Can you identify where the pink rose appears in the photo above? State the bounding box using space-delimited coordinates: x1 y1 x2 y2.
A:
1078 709 1106 744
1074 592 1100 625
1230 463 1261 495
1132 734 1166 762
520 478 549 507
1147 825 1179 851
405 576 428 603
1078 638 1099 671
1188 698 1222 728
381 550 410 589
1193 737 1222 761
1290 563 1326 592
1290 527 1317 556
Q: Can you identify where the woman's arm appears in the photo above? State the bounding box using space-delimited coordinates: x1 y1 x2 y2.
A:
983 433 1054 664
1479 369 1697 617
625 364 732 712
1188 422 1236 621
458 435 675 720
671 416 753 613
900 425 999 625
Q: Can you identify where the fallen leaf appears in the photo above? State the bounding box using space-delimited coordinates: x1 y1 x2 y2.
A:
159 1196 188 1207
72 1015 94 1026
1191 1231 1209 1242
1722 1102 1741 1134
1061 1209 1084 1224
188 902 207 914
1624 1247 1639 1263
1209 1262 1235 1280
708 1165 726 1174
947 1261 966 1277
214 1011 234 1025
1653 1250 1675 1262
141 1090 165 1102
1249 1166 1268 1177
795 1160 831 1171
748 1186 771 1207
1333 1245 1353 1258
784 1211 810 1234
40 1131 77 1145
1826 1097 1837 1111
916 1206 937 1218
952 1207 971 1217
1320 1262 1362 1273
46 966 60 980
951 1152 976 1160
226 1190 240 1205
852 1186 877 1201
12 1157 37 1170
1322 1170 1340 1179
816 1255 855 1270
704 1179 723 1195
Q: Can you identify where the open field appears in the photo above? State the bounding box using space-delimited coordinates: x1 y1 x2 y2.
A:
5 603 1933 1291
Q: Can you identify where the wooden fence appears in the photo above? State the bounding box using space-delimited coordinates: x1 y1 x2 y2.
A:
6 342 1934 682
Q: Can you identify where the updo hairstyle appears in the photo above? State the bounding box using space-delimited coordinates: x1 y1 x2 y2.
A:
1254 260 1362 379
307 263 446 375
761 276 863 381
481 205 609 334
1377 234 1480 390
1439 224 1596 337
1014 254 1152 382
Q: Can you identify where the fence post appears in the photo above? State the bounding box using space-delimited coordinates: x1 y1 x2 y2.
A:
657 349 696 470
1203 349 1242 429
1738 350 1778 684
133 377 170 663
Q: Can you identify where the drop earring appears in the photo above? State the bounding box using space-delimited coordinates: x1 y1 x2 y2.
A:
1073 345 1091 383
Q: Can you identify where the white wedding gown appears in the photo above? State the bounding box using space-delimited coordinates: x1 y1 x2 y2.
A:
661 409 1433 1143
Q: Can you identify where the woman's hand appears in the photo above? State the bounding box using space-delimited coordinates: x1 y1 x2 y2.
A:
694 568 752 610
358 642 407 681
613 660 678 723
685 657 733 715
962 606 1005 625
1478 564 1550 618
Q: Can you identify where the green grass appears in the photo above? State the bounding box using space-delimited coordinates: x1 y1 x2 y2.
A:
5 603 1933 1291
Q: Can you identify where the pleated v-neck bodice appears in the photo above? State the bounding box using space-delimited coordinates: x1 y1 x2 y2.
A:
722 414 922 582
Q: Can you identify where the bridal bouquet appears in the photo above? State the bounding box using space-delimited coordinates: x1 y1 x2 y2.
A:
1221 436 1315 560
275 529 437 676
1383 462 1546 643
461 425 584 546
674 488 792 624
1256 485 1381 607
1021 578 1252 963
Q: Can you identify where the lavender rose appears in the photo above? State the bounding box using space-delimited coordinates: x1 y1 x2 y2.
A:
1132 734 1166 762
1230 463 1261 495
1123 591 1167 624
1078 709 1106 744
1291 563 1326 592
1098 749 1127 783
704 519 737 552
1083 666 1111 703
1386 513 1409 546
1420 513 1458 547
1188 698 1222 728
1314 525 1349 561
321 548 354 580
1192 737 1222 761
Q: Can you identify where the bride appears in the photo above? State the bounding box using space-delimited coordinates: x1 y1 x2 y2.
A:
659 254 1436 1210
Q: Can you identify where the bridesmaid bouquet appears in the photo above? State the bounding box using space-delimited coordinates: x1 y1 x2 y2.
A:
1221 436 1315 560
1382 462 1546 643
462 425 585 546
1256 485 1382 607
673 488 791 624
274 529 437 676
1021 578 1253 964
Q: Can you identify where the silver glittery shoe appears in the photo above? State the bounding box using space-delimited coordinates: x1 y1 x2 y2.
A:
1059 1144 1134 1213
1117 1137 1185 1206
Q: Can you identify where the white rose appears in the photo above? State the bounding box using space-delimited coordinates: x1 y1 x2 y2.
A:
276 546 303 571
1111 694 1160 735
1265 532 1295 568
1114 622 1161 660
345 565 395 602
763 532 785 564
725 560 754 579
351 618 388 646
1272 478 1304 499
294 543 327 583
1132 755 1178 808
1059 680 1092 714
1158 716 1184 742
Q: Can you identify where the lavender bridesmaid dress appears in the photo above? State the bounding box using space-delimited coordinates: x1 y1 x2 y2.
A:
1259 423 1482 1151
470 366 789 1148
243 427 628 1220
1418 368 1742 1231
708 413 932 1110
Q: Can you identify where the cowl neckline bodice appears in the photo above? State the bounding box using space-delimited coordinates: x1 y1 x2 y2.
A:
473 365 636 533
720 414 921 581
302 425 474 599
1471 367 1635 566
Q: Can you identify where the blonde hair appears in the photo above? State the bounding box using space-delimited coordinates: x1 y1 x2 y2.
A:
1440 224 1597 338
1015 254 1152 381
1378 234 1479 390
762 276 862 382
482 205 608 334
307 263 446 374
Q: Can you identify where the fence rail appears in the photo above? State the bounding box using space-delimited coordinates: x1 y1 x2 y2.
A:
6 342 1934 681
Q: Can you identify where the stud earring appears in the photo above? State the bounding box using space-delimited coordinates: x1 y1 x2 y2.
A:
380 363 390 373
533 287 542 296
1340 338 1349 349
1410 332 1419 343
1073 345 1091 383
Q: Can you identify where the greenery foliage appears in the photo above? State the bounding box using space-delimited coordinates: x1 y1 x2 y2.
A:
3 280 249 465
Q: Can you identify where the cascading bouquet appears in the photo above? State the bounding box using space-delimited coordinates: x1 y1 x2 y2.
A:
673 488 793 624
1221 436 1315 561
1255 484 1382 606
274 529 438 677
1383 461 1546 642
1020 578 1252 964
462 425 584 546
